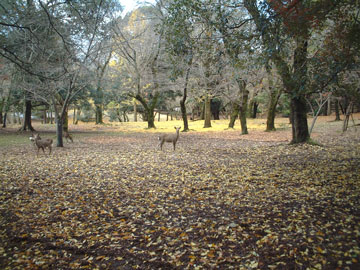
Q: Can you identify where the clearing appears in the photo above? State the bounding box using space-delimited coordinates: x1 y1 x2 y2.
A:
0 116 359 269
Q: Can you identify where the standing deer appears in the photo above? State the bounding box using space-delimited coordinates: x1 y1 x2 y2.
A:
63 131 73 143
158 126 181 151
29 134 53 155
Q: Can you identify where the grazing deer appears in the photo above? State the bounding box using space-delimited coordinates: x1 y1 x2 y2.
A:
63 131 73 143
29 134 53 155
158 126 181 151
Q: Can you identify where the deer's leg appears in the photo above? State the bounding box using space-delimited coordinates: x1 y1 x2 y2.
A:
160 141 164 150
48 146 52 155
173 142 176 151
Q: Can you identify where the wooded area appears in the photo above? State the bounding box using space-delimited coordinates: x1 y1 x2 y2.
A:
1 0 360 269
0 0 359 143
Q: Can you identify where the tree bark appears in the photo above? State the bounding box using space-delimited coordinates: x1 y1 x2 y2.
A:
2 113 7 128
62 108 69 132
335 99 341 121
203 95 212 128
237 79 248 135
95 104 103 124
252 101 258 119
56 118 64 147
327 97 331 116
289 38 310 143
290 96 309 143
228 102 240 128
0 98 4 125
20 100 35 131
180 59 192 131
266 88 282 131
239 94 249 135
135 93 158 129
133 100 137 122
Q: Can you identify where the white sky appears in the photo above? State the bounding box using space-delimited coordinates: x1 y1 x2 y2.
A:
119 0 157 15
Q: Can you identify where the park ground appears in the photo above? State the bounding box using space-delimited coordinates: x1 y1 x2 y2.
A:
0 115 359 269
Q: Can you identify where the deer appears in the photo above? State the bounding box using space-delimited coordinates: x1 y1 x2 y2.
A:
158 126 181 151
63 131 73 143
29 134 53 155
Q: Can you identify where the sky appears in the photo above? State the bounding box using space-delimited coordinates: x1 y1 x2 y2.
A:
119 0 157 15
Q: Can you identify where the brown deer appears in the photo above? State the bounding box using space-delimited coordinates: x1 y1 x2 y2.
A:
158 126 181 151
63 131 73 143
29 134 53 155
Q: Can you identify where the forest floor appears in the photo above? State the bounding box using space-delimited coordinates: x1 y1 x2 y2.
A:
0 115 359 270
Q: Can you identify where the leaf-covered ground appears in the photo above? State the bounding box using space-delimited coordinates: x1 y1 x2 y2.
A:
0 118 359 270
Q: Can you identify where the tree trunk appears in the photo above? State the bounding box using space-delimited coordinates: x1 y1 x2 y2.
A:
266 88 282 131
50 110 53 124
73 107 76 124
252 101 258 119
135 93 158 129
133 100 137 122
2 112 7 128
0 98 3 125
63 108 69 132
56 118 64 147
290 96 310 143
20 100 35 131
95 104 103 124
335 99 341 121
289 37 310 143
123 112 129 122
239 99 248 135
327 97 331 116
203 95 212 128
228 102 240 128
180 61 192 131
180 99 189 131
342 102 353 132
146 107 156 128
237 79 248 135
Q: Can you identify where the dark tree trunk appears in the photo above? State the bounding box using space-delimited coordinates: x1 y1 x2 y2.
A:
239 103 248 135
252 101 258 119
20 100 35 131
327 97 331 116
95 105 103 124
181 58 191 131
134 100 137 122
289 37 309 143
2 112 7 128
335 99 341 121
180 99 189 131
238 79 248 135
211 99 221 120
266 88 282 131
56 119 64 147
290 96 310 143
135 93 158 129
62 108 69 132
228 102 240 128
204 95 212 128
